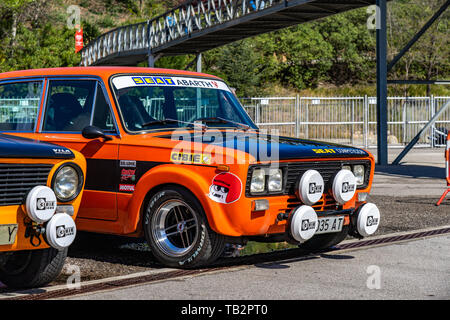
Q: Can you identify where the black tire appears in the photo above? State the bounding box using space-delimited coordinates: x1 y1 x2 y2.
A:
0 247 67 288
299 225 350 251
143 186 226 268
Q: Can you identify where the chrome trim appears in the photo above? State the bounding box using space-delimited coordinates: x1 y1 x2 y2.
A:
151 199 199 258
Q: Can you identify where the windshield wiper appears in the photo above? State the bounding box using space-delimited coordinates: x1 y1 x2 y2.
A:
197 117 250 130
142 118 208 130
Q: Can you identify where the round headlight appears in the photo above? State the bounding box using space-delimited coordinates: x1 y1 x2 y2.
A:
268 168 282 192
250 168 265 193
52 164 83 202
353 165 365 185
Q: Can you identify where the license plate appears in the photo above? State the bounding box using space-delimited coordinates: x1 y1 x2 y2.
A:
0 224 18 245
315 216 344 235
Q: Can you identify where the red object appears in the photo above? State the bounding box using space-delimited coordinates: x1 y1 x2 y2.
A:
436 131 450 206
75 28 83 53
210 173 242 204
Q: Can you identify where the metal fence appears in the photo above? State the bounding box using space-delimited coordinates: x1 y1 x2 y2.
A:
0 98 39 124
1 95 448 148
240 96 450 148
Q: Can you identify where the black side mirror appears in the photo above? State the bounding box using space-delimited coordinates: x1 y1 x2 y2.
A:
82 126 113 142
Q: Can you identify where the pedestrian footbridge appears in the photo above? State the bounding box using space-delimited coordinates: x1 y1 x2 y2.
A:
80 0 377 66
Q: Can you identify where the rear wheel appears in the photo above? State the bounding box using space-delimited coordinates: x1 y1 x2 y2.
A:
299 225 350 251
0 247 67 288
143 187 226 268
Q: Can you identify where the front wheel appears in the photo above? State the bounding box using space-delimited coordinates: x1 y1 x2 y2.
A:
0 247 67 288
143 187 226 268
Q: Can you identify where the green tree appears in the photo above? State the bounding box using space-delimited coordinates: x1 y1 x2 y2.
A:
271 24 334 90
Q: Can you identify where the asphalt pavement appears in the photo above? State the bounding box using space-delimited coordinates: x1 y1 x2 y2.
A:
66 234 450 300
64 148 450 300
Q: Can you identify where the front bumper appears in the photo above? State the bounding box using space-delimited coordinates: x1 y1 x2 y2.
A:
0 205 49 252
288 202 380 243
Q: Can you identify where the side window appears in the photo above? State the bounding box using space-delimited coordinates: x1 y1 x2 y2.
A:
0 81 42 132
43 80 96 132
92 84 115 132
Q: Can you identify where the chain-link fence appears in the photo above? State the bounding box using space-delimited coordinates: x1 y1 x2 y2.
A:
240 96 450 148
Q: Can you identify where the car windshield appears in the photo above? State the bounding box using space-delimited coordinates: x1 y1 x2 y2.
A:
111 75 257 132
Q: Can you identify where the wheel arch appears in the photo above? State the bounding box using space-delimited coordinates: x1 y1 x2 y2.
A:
123 165 240 237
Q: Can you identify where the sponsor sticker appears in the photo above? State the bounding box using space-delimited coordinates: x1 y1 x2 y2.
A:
301 219 316 231
366 215 379 227
120 160 136 168
312 148 366 155
121 168 136 182
334 148 366 155
342 181 356 193
119 184 135 192
132 77 144 85
53 148 72 155
308 182 323 194
36 197 56 211
208 172 242 204
170 152 211 164
56 225 75 239
113 76 231 92
312 148 336 154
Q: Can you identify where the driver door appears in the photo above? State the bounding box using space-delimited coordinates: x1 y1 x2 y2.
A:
37 78 119 221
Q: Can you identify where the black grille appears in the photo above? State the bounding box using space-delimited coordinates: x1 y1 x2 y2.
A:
246 160 371 196
0 163 53 206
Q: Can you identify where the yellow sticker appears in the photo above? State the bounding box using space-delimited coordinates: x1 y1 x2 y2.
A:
143 77 156 84
312 149 336 154
171 152 211 164
132 77 144 85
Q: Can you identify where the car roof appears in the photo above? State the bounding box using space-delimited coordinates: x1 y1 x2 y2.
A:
0 66 222 81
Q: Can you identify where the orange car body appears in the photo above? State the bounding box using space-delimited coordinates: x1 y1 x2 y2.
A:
0 67 375 240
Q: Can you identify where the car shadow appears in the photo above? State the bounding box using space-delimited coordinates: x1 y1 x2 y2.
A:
67 232 162 268
0 240 354 294
375 164 445 179
69 232 354 271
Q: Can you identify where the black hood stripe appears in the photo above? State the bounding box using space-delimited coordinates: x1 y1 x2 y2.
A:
0 134 74 159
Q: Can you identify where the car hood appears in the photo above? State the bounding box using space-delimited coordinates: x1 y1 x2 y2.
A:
0 134 74 159
157 131 369 161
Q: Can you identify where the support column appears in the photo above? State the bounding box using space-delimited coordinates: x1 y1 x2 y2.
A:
148 53 162 68
376 0 388 165
148 54 156 67
196 53 202 73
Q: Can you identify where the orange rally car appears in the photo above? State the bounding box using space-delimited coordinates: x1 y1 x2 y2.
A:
0 67 380 268
0 133 86 288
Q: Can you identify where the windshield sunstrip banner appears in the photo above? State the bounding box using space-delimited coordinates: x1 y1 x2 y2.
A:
112 75 231 92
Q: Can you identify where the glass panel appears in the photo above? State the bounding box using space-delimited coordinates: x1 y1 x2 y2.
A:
92 84 115 132
111 75 256 132
43 80 96 132
0 81 42 132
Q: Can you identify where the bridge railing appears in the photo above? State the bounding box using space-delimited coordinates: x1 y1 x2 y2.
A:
81 0 279 66
82 21 149 66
